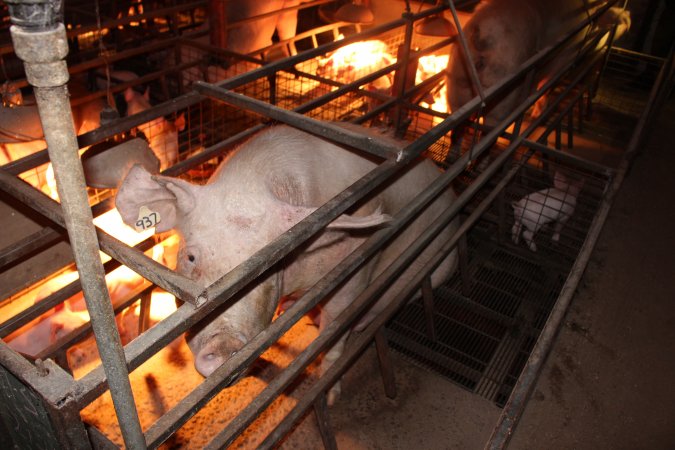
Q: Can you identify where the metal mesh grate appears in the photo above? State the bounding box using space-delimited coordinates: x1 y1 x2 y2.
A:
385 48 655 407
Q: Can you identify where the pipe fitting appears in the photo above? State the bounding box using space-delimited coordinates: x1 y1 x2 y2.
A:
4 0 63 30
10 23 69 87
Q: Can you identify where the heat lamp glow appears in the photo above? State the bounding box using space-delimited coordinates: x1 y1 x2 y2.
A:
320 38 450 114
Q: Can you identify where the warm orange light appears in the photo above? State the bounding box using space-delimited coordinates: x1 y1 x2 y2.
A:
416 54 450 114
322 39 395 72
135 290 177 321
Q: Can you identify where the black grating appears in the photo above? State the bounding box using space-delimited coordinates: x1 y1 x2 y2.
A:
385 48 656 406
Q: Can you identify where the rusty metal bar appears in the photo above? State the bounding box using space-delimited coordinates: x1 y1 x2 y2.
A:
6 3 146 446
374 328 397 399
0 225 64 270
313 393 338 450
447 0 487 106
194 82 401 159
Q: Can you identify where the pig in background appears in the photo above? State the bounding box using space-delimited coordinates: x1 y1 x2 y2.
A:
0 82 106 166
445 0 631 128
220 0 313 57
511 170 585 252
95 69 186 171
116 124 459 404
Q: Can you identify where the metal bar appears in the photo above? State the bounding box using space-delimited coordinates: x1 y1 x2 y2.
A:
521 139 615 176
421 276 437 341
7 12 145 448
447 0 487 105
194 82 401 159
0 225 64 270
374 328 397 399
313 393 338 450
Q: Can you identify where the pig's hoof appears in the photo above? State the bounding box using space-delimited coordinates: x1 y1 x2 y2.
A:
326 383 342 406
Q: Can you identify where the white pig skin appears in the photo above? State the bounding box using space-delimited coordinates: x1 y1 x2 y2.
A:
511 171 584 252
116 124 458 404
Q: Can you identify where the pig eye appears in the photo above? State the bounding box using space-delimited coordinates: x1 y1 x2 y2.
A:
188 254 195 263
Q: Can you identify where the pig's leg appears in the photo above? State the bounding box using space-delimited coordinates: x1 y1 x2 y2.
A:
523 228 537 252
511 203 524 244
322 331 349 406
511 218 522 244
551 213 570 243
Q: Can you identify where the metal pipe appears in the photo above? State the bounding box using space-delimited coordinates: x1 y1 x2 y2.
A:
5 2 146 446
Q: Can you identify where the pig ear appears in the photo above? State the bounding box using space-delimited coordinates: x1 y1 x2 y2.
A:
174 113 186 132
328 205 392 229
281 203 391 230
116 164 197 233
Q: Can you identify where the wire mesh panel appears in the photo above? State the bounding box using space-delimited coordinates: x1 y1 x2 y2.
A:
385 48 657 406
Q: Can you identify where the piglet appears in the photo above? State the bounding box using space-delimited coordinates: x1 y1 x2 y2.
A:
511 171 584 251
6 305 89 358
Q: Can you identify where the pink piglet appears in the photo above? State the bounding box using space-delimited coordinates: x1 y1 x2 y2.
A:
511 171 584 252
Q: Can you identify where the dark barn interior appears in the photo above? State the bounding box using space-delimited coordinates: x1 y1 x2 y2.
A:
0 0 673 448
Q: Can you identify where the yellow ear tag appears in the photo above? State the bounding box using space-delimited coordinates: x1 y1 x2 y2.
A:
135 206 161 232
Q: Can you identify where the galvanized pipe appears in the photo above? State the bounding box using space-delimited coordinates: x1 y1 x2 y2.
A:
5 1 146 446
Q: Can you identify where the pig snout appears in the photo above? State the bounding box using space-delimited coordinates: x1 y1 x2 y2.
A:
191 332 247 379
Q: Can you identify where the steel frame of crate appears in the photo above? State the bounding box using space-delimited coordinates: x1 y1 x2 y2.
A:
1 0 669 448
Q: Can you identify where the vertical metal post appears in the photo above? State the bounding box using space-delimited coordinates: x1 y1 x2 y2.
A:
313 393 338 450
420 276 437 341
374 328 397 399
6 1 146 448
567 108 574 148
391 12 416 137
458 219 472 298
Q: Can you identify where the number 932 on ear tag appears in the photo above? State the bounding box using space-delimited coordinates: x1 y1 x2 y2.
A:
135 206 161 232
